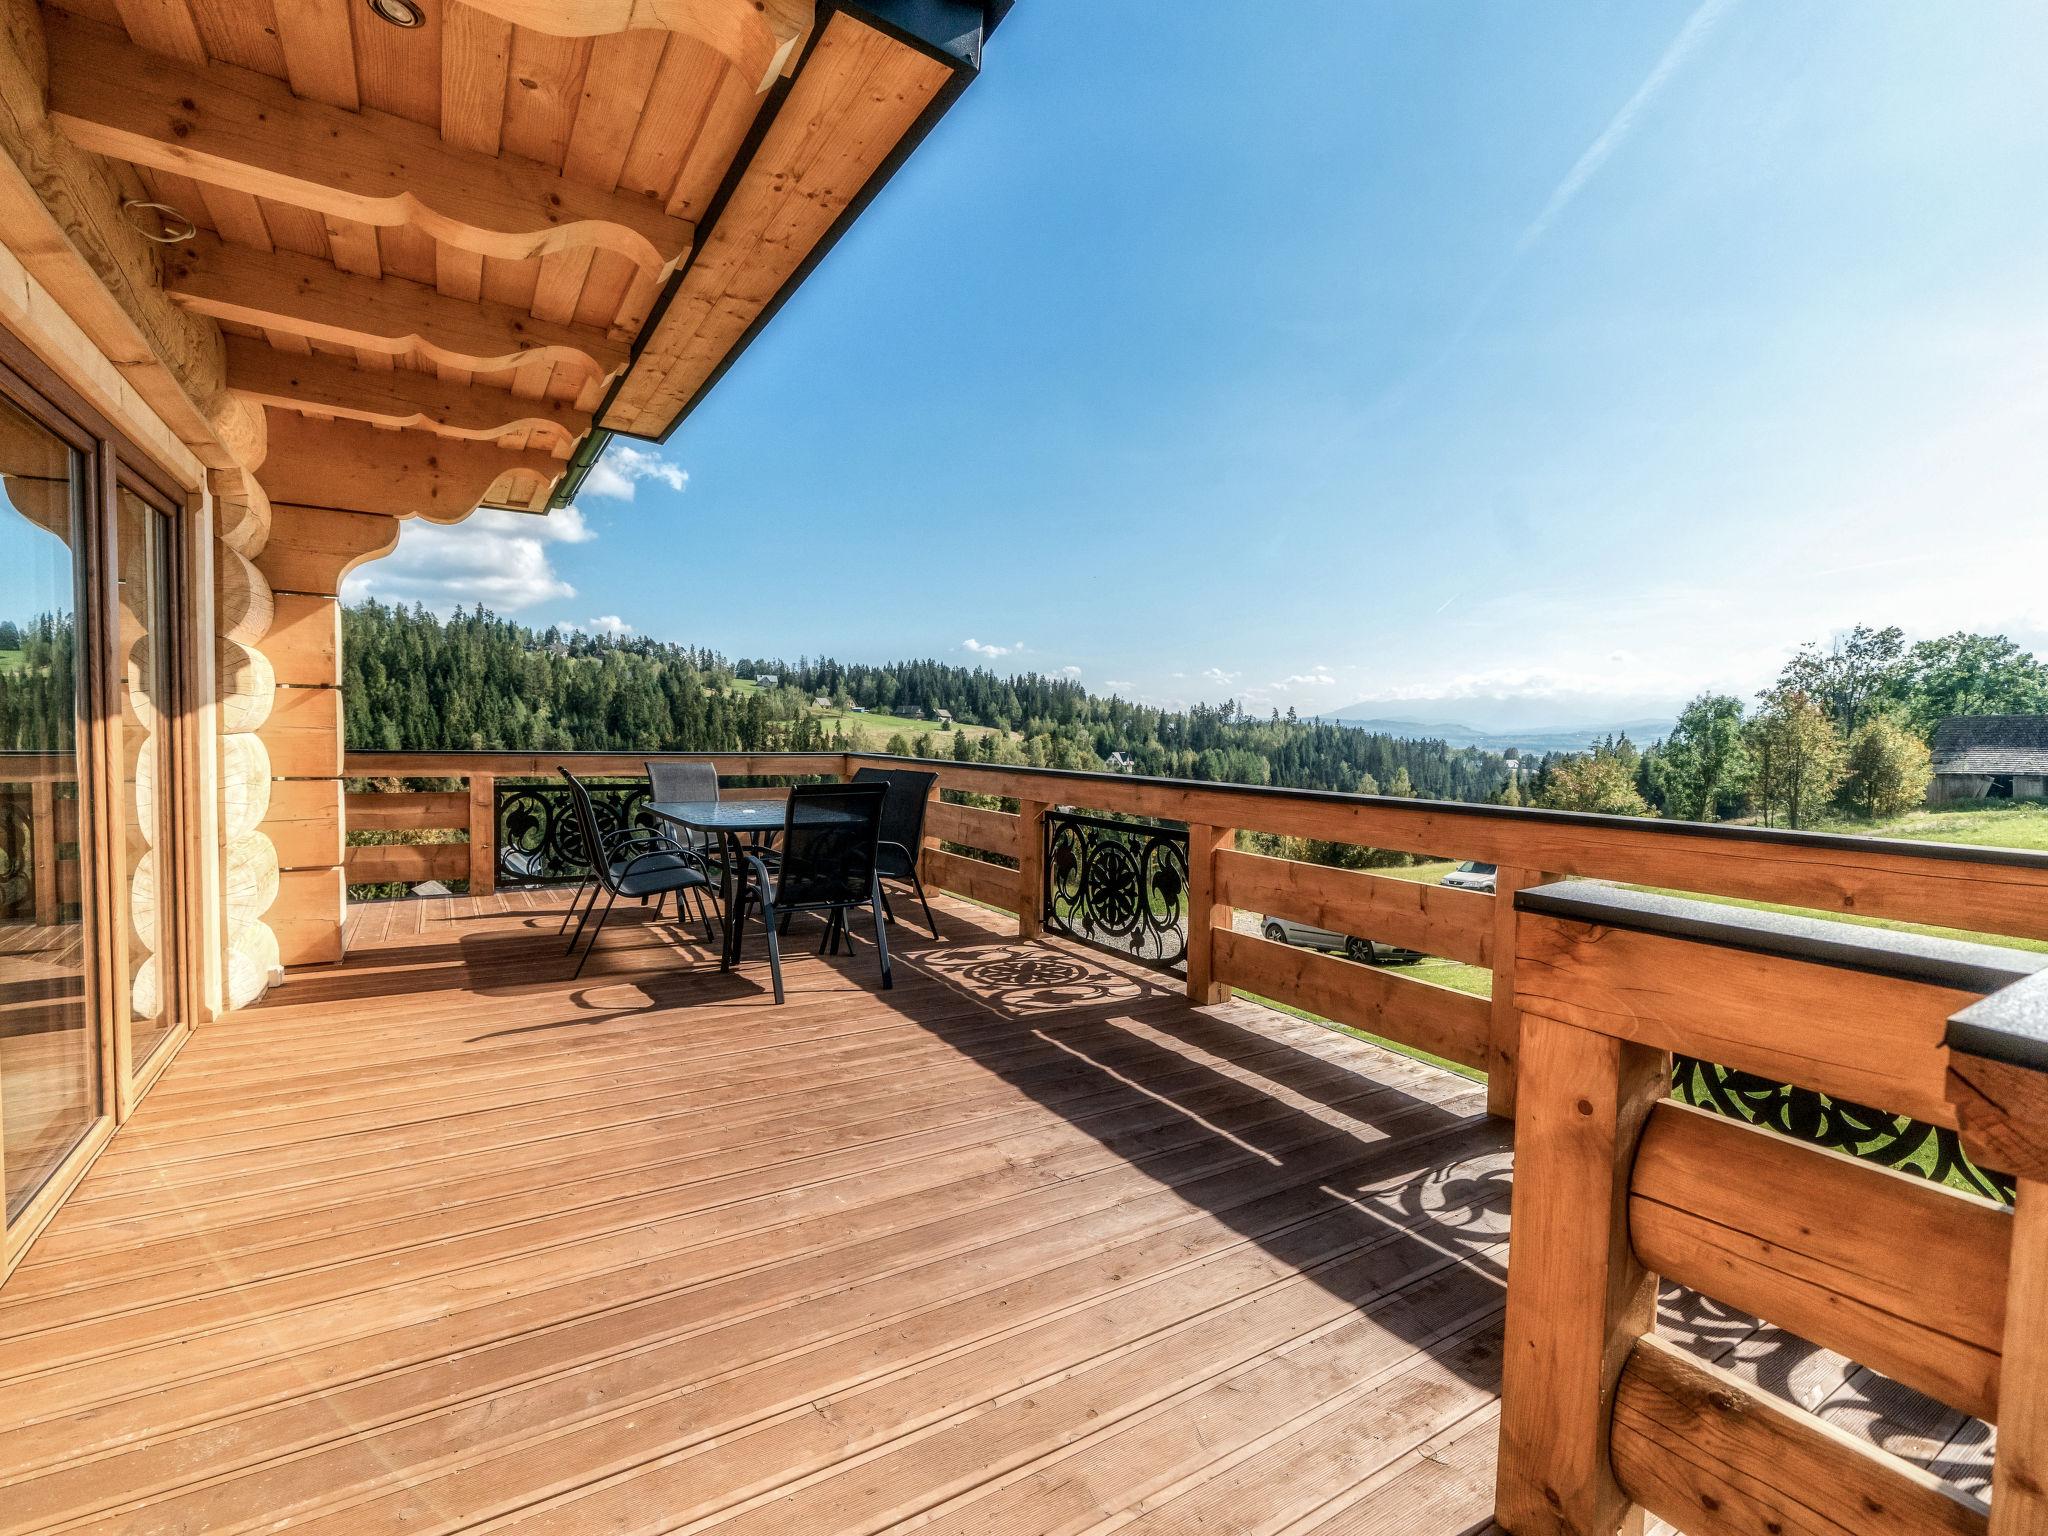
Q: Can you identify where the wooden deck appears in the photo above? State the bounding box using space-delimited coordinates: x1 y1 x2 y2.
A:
0 891 1990 1533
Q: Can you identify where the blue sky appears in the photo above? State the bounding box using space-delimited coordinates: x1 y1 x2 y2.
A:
350 0 2048 729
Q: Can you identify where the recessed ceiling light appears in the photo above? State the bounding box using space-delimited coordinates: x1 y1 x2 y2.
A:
366 0 424 28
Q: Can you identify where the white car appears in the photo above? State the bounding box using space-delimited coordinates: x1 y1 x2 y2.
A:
1439 861 1497 894
1259 916 1421 966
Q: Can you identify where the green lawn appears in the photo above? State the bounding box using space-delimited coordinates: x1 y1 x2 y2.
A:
1821 800 2048 853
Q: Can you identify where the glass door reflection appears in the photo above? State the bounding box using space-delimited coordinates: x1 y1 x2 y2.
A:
0 393 96 1222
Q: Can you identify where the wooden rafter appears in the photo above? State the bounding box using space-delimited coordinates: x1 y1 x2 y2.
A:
44 13 693 277
460 0 812 91
164 234 629 378
224 337 591 444
259 409 565 520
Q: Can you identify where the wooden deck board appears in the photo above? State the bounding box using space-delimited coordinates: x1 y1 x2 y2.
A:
0 892 1986 1532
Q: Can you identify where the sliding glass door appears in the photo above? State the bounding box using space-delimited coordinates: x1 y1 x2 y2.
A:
0 329 193 1270
0 392 97 1225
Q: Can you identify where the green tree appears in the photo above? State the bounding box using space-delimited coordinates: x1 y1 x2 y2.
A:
1657 693 1750 822
1777 625 1905 734
1745 688 1846 828
1841 712 1933 820
1538 751 1649 816
1886 632 2048 736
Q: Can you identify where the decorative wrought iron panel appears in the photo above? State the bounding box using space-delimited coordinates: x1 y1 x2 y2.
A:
1043 809 1189 972
1671 1055 2015 1204
495 779 654 884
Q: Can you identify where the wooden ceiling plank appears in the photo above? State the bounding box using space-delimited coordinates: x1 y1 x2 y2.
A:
351 0 439 127
272 0 360 111
184 0 288 76
456 0 809 94
662 53 763 221
226 334 590 440
164 231 630 377
260 406 563 519
500 28 589 172
566 29 668 187
45 12 696 276
605 16 945 431
194 183 272 249
616 35 721 208
439 2 509 157
108 0 205 63
322 214 383 278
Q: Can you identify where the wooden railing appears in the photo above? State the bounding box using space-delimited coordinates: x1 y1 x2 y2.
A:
340 749 2048 1530
1494 881 2048 1536
0 755 83 925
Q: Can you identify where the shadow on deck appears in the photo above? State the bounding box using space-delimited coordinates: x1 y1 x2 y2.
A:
0 890 1989 1533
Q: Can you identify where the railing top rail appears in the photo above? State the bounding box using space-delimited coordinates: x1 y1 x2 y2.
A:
348 746 2048 873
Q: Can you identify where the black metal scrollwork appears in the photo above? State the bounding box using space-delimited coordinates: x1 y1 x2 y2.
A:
1043 810 1189 972
494 779 653 884
1671 1055 2015 1204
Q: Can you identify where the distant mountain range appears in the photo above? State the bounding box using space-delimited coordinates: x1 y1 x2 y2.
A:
1324 715 1678 754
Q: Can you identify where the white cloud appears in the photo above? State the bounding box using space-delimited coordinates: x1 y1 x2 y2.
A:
1060 665 1082 676
963 638 1025 658
341 506 593 612
583 443 688 501
1102 679 1133 691
1200 667 1239 688
584 614 633 635
1271 666 1337 691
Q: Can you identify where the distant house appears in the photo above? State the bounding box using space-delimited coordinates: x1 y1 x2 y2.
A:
933 709 953 723
755 674 779 688
1929 715 2048 803
814 696 832 709
1105 751 1135 771
900 706 923 719
544 641 570 659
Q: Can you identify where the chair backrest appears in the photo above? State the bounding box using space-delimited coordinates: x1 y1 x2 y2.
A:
559 768 617 891
646 759 719 805
774 782 887 911
851 766 937 852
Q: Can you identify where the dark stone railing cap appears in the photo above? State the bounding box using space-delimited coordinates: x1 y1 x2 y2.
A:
1516 879 2047 996
1947 969 2048 1071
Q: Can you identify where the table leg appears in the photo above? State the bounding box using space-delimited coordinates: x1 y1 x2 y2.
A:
721 829 743 969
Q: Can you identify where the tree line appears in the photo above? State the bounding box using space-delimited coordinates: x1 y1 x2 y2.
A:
1521 628 2048 827
342 604 2047 831
341 602 1513 801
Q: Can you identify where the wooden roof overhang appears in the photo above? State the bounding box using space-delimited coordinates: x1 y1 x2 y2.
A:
4 0 1005 523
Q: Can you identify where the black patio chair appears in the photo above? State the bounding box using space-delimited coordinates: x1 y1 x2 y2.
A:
729 781 890 1004
560 768 717 979
851 765 941 939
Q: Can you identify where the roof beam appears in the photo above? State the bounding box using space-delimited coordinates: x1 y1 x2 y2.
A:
460 0 811 91
44 12 691 276
224 338 591 444
259 409 563 522
165 234 629 379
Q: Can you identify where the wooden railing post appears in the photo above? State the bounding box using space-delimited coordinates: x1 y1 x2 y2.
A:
1496 1011 1668 1536
1185 823 1234 1004
1946 979 2048 1536
30 778 57 926
1487 865 1551 1119
1015 799 1047 940
467 772 495 897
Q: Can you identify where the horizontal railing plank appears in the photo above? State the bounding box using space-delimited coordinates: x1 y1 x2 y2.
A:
1516 912 1977 1128
1215 849 1492 966
1211 927 1489 1070
1631 1101 2009 1422
923 848 1019 914
344 792 468 832
1611 1334 1988 1536
928 800 1021 861
347 751 849 780
345 842 467 884
842 753 2048 943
